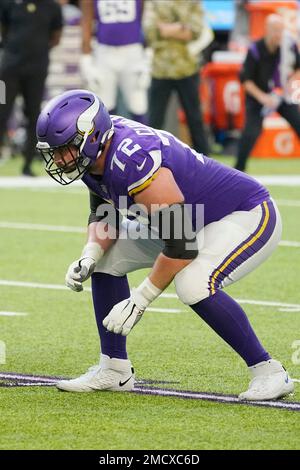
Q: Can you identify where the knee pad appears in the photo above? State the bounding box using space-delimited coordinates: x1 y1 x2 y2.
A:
174 267 210 305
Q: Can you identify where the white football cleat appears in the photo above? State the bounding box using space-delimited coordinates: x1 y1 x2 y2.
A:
56 354 135 392
239 359 294 401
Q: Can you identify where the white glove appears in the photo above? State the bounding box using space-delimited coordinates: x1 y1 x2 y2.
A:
79 54 102 92
102 298 144 336
103 278 162 336
65 242 104 292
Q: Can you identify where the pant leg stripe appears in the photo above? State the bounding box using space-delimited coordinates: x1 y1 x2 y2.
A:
209 200 275 295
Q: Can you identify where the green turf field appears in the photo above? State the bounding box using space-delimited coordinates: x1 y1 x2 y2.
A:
0 156 299 450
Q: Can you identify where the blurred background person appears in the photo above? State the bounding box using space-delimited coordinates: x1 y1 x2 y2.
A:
229 0 250 52
235 13 300 172
144 0 209 155
0 0 63 176
80 0 149 124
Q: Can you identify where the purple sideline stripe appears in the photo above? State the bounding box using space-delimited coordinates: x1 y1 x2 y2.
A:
0 372 64 382
133 386 300 412
0 381 56 387
0 372 299 412
0 372 178 386
209 200 276 294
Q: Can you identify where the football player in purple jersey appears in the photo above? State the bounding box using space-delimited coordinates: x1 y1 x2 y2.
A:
36 89 294 400
80 0 149 124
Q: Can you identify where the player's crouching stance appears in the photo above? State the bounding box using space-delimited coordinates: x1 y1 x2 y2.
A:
36 90 294 401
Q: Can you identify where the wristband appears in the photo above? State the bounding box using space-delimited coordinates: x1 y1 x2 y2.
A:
132 277 162 310
81 242 104 263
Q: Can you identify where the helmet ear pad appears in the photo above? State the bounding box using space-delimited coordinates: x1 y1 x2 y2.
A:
88 130 104 158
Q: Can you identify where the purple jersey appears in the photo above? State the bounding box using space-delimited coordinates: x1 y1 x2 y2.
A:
94 0 143 46
82 117 269 227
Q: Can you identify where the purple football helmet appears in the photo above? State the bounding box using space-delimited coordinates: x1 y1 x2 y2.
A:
36 89 114 185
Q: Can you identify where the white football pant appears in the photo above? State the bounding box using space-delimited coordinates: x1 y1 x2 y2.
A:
94 199 282 306
92 43 149 115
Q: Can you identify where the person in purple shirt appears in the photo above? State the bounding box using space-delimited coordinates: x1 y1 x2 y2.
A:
36 89 294 401
80 0 149 124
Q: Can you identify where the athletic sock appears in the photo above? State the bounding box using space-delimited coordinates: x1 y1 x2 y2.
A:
91 272 129 360
191 290 270 366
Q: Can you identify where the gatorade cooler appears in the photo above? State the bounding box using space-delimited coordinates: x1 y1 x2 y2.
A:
201 61 245 131
178 53 245 145
246 1 299 40
251 113 300 158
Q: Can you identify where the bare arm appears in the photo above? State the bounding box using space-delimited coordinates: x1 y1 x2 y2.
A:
158 23 193 42
80 0 94 54
147 252 192 291
134 168 194 291
87 221 117 253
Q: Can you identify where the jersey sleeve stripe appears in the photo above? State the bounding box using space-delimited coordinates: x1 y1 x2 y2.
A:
128 170 159 196
127 149 162 196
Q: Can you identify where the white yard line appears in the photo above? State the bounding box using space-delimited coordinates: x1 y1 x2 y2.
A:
0 177 83 188
235 298 300 313
276 199 300 207
0 220 299 248
279 240 300 248
0 221 86 234
1 183 300 203
147 307 184 313
1 175 300 188
0 280 69 291
133 386 300 411
160 291 300 312
29 188 85 195
255 175 300 186
0 311 28 317
0 279 299 313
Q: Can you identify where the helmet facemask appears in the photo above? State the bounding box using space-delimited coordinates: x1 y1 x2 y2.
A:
37 135 93 185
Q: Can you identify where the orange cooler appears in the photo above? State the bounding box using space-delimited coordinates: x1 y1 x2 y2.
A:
251 113 300 158
201 62 245 130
